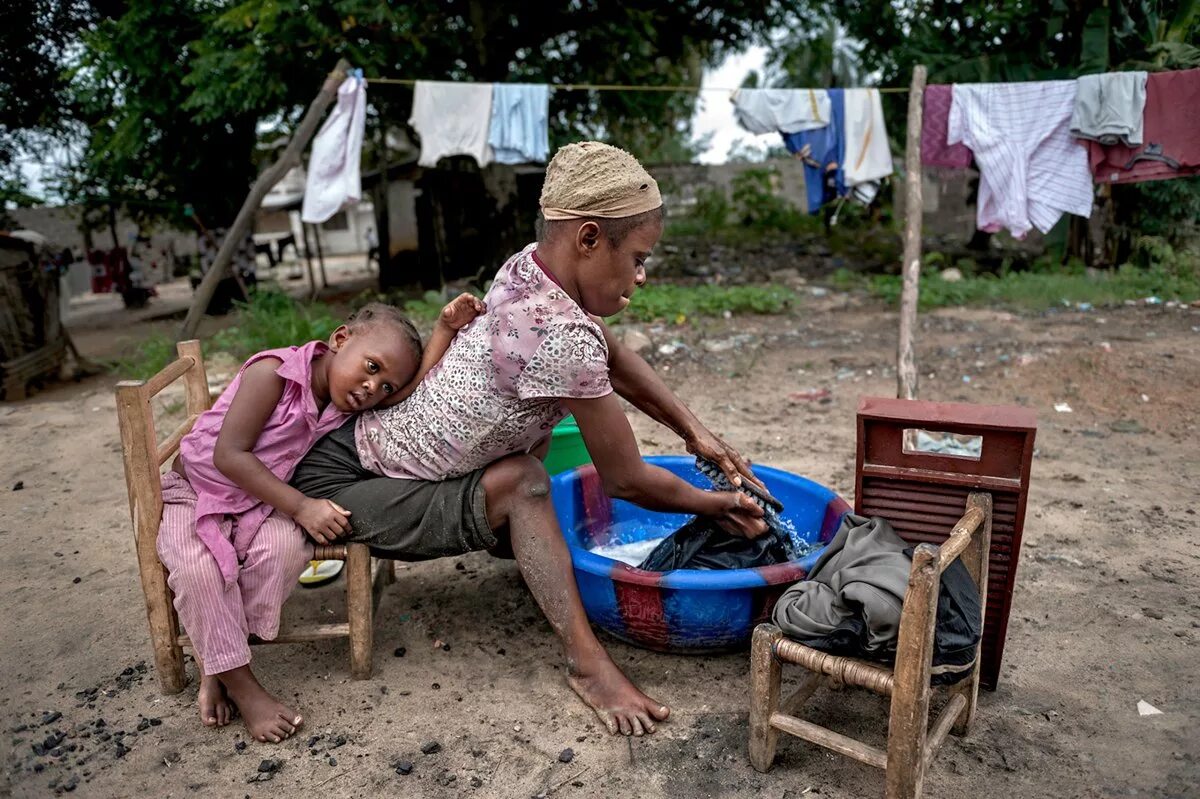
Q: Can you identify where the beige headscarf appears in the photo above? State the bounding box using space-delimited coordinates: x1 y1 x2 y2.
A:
539 141 663 220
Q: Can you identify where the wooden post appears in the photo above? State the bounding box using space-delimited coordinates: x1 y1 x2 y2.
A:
178 59 350 341
346 543 373 679
116 382 187 693
897 64 927 401
885 543 938 799
313 223 329 290
301 224 320 301
749 623 783 772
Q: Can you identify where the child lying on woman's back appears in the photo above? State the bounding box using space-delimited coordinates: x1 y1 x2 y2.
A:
159 294 483 743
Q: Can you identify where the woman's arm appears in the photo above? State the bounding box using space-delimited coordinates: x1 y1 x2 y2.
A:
212 359 351 544
564 393 766 538
594 318 766 491
387 293 486 404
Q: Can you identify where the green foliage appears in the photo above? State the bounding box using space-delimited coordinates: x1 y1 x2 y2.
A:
617 283 796 323
692 186 732 229
832 243 1199 310
113 290 340 379
729 168 809 233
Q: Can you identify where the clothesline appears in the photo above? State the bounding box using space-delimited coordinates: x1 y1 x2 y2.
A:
366 76 911 94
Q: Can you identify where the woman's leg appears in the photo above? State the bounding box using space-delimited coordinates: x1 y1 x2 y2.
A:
480 455 670 736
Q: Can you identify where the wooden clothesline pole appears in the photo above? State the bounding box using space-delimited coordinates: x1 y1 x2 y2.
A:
177 58 351 341
897 64 927 401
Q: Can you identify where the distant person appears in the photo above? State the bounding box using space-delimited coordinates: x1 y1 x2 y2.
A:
158 295 483 744
291 142 767 737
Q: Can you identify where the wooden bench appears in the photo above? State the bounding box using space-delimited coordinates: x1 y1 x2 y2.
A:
116 340 393 693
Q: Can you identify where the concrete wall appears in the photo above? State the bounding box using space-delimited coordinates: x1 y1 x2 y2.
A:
8 205 198 260
652 159 810 217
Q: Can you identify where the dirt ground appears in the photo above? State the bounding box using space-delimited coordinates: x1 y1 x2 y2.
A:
1 277 1197 799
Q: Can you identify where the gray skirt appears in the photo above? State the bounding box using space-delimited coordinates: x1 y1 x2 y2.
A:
290 418 496 560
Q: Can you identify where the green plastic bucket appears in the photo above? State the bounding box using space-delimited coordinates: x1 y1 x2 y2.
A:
544 415 592 475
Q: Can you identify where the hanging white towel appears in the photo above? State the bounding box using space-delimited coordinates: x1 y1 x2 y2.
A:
842 88 894 186
732 88 831 135
410 81 494 168
948 81 1093 238
301 73 367 224
488 84 551 164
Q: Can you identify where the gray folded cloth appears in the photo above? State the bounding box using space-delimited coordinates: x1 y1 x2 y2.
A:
772 513 911 655
1071 72 1148 146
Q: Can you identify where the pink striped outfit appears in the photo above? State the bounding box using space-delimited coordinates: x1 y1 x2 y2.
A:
157 341 348 675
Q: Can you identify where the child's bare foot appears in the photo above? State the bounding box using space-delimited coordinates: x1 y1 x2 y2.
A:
198 673 234 728
567 657 670 736
217 666 302 744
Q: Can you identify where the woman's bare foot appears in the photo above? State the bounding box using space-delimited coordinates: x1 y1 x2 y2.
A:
216 666 302 743
198 673 234 728
567 656 670 736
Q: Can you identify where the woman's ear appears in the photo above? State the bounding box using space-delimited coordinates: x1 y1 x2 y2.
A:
328 324 351 352
577 220 602 254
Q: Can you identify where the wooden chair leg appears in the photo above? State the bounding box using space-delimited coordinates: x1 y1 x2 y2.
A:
749 623 784 772
143 555 188 693
346 543 373 679
885 545 939 799
951 492 992 736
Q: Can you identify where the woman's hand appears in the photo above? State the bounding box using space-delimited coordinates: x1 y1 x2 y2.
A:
439 293 486 331
294 497 352 545
685 425 767 492
709 492 768 539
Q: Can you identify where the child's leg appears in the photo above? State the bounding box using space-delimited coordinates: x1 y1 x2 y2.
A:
479 455 670 737
239 511 313 641
156 473 239 729
210 512 311 744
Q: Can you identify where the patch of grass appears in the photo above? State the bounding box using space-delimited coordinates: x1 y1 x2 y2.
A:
618 283 797 324
113 290 341 379
832 259 1200 311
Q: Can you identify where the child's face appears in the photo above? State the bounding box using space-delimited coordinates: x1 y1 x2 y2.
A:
577 218 662 317
325 325 418 412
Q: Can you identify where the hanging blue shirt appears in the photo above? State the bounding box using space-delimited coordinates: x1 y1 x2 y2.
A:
488 84 551 164
781 88 846 213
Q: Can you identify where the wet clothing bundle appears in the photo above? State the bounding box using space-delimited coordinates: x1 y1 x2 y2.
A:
637 458 817 571
772 513 982 685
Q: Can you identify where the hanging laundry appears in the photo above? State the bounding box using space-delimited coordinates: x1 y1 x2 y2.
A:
488 83 550 164
921 84 974 169
948 81 1093 238
842 88 894 187
1088 68 1200 184
1070 71 1148 146
732 88 831 135
410 80 495 168
301 71 367 224
781 88 845 214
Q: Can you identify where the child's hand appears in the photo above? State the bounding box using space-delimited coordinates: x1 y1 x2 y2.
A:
439 293 486 331
294 497 352 545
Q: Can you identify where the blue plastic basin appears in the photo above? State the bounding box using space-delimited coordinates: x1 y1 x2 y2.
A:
550 455 851 653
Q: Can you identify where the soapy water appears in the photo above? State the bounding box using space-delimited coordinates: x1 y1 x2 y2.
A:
584 516 822 567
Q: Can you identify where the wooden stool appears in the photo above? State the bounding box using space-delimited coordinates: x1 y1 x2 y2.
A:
116 340 393 693
749 398 1037 799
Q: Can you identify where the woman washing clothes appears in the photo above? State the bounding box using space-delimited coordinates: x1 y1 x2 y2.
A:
291 142 767 737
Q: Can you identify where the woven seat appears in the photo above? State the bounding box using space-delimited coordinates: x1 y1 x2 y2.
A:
749 397 1036 799
116 340 393 693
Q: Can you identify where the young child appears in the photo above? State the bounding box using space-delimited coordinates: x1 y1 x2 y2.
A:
158 295 483 743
